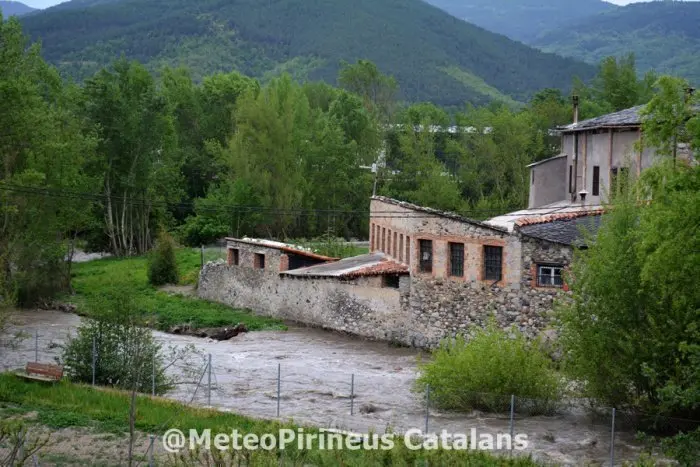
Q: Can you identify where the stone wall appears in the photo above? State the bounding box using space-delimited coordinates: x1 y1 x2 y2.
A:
199 211 574 348
198 262 407 342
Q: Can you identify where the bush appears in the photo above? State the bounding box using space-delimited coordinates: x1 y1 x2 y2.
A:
61 294 171 394
147 231 179 286
415 325 562 414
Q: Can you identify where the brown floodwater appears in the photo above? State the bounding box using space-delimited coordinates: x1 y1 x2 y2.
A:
1 309 653 465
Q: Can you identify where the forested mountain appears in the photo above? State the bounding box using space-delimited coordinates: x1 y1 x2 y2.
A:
423 0 614 43
533 2 700 84
18 0 595 106
0 1 36 16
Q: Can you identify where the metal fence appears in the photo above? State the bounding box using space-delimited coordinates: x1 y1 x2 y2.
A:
2 335 698 466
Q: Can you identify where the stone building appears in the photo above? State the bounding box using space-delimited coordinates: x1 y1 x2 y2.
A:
199 195 600 347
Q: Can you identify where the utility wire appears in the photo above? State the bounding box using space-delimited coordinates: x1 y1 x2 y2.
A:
0 183 516 218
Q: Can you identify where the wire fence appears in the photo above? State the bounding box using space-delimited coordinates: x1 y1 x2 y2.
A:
2 335 699 466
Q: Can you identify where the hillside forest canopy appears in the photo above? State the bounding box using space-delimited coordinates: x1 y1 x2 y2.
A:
0 13 662 307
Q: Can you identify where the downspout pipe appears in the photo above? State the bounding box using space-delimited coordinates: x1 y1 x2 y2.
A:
572 95 579 202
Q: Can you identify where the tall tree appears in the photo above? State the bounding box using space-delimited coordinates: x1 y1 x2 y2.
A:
338 60 398 122
0 14 98 305
84 58 180 256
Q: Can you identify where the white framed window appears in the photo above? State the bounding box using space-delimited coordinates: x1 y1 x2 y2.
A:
537 265 564 287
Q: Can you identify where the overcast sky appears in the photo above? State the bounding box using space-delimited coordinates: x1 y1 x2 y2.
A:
19 0 697 10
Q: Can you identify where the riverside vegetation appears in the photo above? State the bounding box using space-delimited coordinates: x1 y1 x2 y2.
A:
1 7 699 465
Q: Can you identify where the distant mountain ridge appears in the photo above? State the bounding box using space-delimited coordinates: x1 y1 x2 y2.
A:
1 1 37 16
422 0 615 43
533 2 700 83
18 0 595 107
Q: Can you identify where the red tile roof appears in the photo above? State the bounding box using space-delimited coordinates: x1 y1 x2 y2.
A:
515 209 605 227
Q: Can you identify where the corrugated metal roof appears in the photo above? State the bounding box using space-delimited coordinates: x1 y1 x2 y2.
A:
226 237 339 262
371 196 508 233
281 253 408 278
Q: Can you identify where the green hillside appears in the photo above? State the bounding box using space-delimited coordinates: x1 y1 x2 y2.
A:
533 2 700 83
19 0 595 106
0 1 36 16
423 0 614 43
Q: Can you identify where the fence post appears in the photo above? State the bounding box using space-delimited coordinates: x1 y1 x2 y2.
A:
276 363 281 417
91 335 96 386
207 354 212 406
152 351 156 397
149 434 155 467
425 384 430 434
350 373 355 416
34 330 38 362
509 395 515 453
610 407 616 467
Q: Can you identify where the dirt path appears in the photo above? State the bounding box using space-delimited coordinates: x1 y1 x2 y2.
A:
1 309 653 465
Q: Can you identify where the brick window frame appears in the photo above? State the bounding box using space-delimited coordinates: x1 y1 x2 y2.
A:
418 239 433 273
230 248 239 266
254 253 265 270
448 242 464 277
483 245 503 281
405 236 411 265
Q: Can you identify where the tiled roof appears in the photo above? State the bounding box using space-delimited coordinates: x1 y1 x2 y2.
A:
517 212 604 246
281 253 408 278
515 209 605 227
557 106 645 133
485 200 604 232
371 196 508 233
226 237 339 262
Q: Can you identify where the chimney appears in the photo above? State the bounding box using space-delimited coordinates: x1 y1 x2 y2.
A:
572 95 580 124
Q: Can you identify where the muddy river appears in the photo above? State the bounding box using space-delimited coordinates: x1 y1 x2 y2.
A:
1 309 651 465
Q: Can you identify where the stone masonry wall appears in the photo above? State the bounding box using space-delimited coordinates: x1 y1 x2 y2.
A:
198 262 407 342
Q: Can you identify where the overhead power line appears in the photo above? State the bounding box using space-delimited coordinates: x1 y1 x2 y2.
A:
0 183 513 218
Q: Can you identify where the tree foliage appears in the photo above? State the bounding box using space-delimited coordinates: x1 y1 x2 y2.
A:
560 162 700 417
18 0 596 106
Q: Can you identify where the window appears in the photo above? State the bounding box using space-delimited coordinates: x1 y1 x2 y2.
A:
393 232 397 257
405 236 411 265
370 224 375 251
419 240 433 273
449 242 464 277
592 166 600 196
531 169 535 186
387 229 392 255
537 265 564 287
254 253 265 269
568 165 573 194
483 246 503 281
399 234 404 262
382 275 400 289
230 248 239 266
382 228 386 252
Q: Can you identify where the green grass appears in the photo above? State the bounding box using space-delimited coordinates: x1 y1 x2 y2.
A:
0 374 541 466
68 249 285 332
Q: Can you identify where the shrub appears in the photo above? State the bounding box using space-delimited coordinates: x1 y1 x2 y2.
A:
61 294 172 394
147 231 179 286
415 325 562 414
